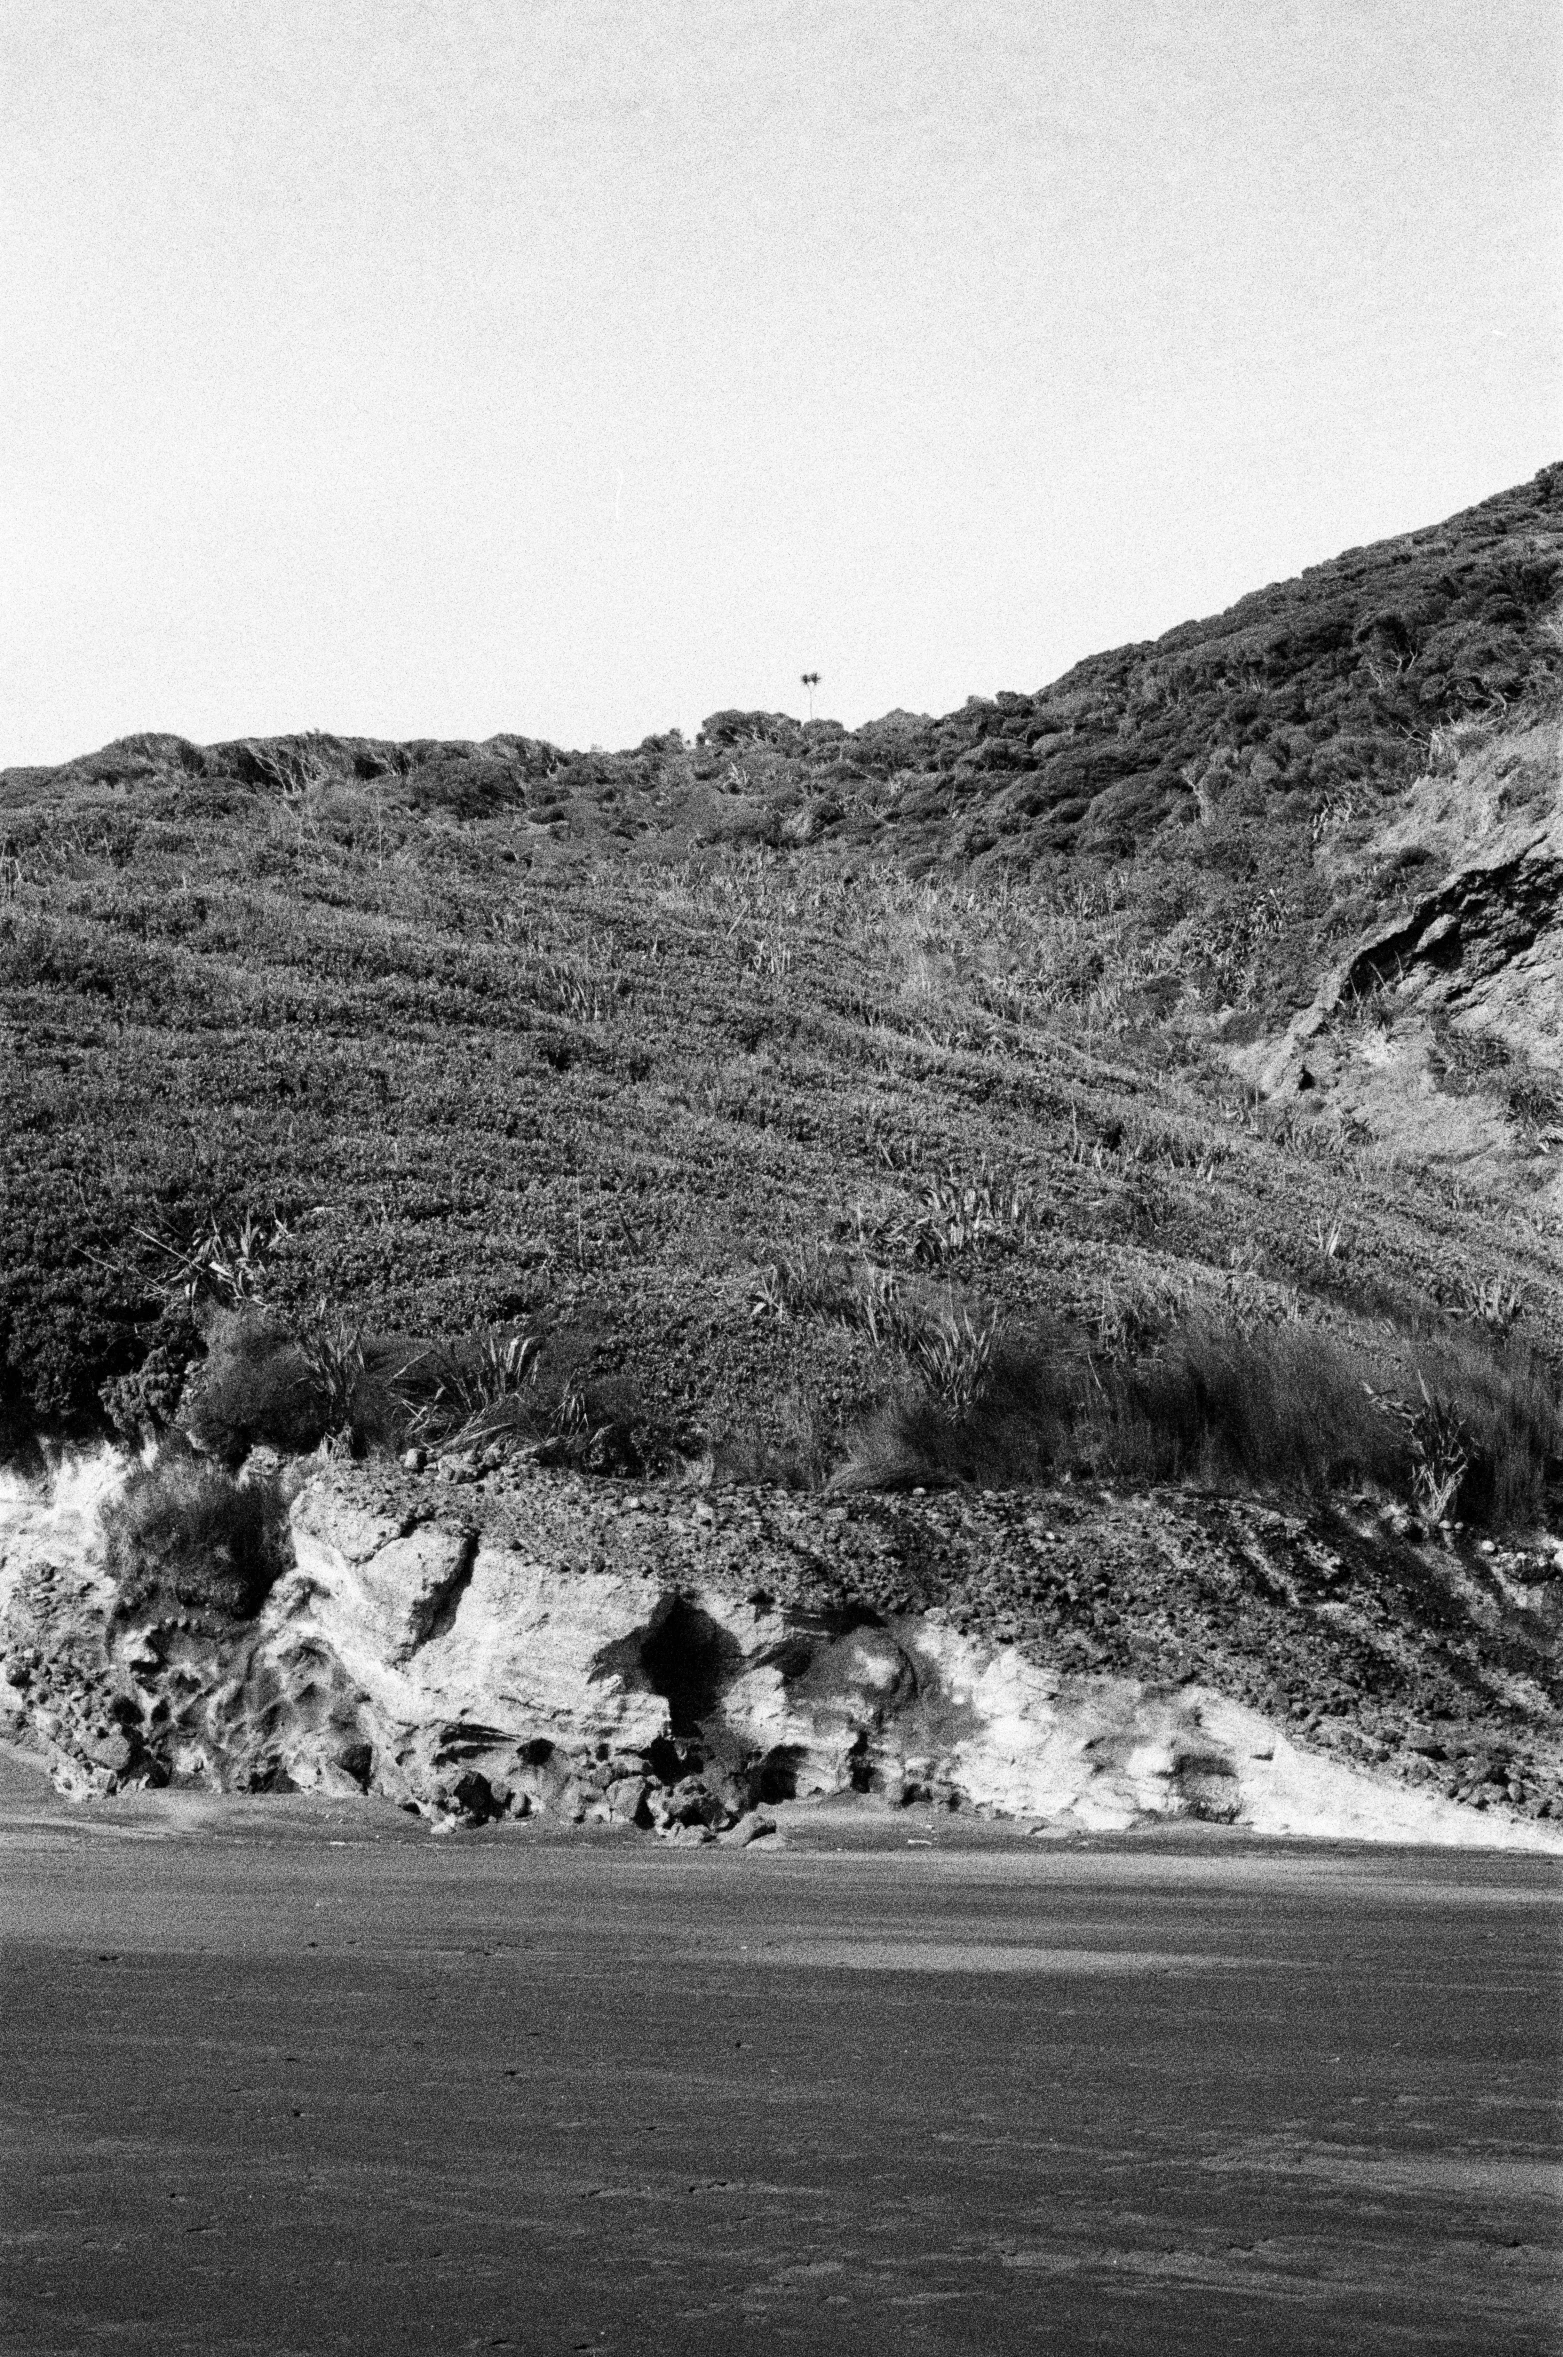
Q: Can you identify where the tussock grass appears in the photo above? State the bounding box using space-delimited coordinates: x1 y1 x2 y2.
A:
1100 1321 1411 1495
707 1388 838 1490
103 1447 290 1621
186 1309 339 1464
834 1308 1562 1531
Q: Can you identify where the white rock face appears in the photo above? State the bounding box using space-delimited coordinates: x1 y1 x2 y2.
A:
0 1447 124 1618
1196 1694 1548 1847
268 1481 1563 1847
3 1451 1560 1850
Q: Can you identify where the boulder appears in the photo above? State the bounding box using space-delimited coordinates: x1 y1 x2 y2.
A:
81 1730 134 1774
605 1775 651 1825
720 1813 777 1847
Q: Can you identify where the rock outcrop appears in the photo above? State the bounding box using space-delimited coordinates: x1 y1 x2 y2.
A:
1247 714 1562 1205
3 1448 1561 1848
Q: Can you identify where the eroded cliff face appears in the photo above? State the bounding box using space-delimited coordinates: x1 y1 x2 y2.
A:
3 1449 1560 1849
1247 715 1563 1206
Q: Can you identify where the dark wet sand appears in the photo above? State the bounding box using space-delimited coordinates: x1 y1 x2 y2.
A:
2 1794 1559 2355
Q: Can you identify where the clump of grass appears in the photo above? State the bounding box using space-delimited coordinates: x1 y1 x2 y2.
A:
750 1247 1008 1425
832 1316 1089 1491
183 1308 331 1464
103 1446 290 1622
395 1330 542 1439
184 1305 412 1462
1444 1271 1527 1331
910 1305 1001 1414
1409 1384 1471 1524
833 1308 1561 1530
134 1210 290 1309
748 1247 851 1325
1404 1324 1561 1528
869 1163 1035 1267
394 1320 677 1475
294 1302 368 1432
390 1329 603 1454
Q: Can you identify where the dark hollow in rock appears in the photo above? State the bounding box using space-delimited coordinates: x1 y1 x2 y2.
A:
449 1769 502 1823
756 1743 806 1803
637 1598 747 1740
335 1739 374 1789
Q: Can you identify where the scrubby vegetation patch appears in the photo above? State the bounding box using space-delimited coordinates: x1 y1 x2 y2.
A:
102 1448 291 1624
834 1303 1560 1532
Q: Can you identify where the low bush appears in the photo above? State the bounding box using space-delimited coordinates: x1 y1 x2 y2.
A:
183 1308 337 1464
99 1303 204 1444
184 1306 434 1462
103 1447 290 1621
180 1303 673 1475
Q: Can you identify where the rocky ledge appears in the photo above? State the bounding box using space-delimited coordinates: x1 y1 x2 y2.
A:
2 1446 1561 1848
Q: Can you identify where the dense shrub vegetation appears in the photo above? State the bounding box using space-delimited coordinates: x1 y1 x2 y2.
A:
179 1306 667 1475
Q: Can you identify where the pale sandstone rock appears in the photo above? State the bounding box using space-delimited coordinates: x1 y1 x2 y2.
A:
4 1450 1563 1851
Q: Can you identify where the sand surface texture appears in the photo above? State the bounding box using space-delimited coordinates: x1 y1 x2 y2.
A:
2 1798 1558 2356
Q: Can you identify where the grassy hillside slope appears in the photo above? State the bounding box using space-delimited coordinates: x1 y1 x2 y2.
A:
2 469 1560 1542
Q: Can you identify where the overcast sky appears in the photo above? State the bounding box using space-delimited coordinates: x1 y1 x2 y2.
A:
3 0 1558 767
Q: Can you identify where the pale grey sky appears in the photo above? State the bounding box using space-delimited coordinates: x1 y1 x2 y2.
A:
3 0 1558 767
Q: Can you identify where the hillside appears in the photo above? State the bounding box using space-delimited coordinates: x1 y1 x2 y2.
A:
2 465 1562 1836
3 464 1560 1460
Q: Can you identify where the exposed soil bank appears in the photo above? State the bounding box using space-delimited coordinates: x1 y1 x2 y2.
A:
3 1446 1561 1849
